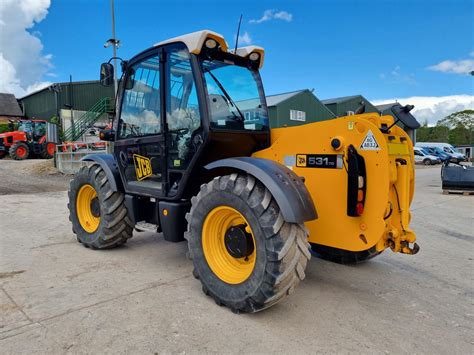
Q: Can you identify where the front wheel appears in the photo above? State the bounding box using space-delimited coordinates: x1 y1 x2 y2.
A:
423 159 431 166
68 164 134 249
9 142 29 160
186 173 311 313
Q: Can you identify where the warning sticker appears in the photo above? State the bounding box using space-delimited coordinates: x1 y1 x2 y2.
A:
359 130 380 150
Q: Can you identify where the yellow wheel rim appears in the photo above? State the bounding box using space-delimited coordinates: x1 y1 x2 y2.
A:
76 184 100 233
202 206 256 284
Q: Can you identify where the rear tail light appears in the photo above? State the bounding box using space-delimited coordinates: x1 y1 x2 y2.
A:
346 145 366 217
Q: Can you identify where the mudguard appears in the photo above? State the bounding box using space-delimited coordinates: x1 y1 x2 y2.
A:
205 157 317 224
81 154 123 192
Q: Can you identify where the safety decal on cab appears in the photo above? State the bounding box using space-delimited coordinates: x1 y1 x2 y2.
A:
133 154 152 181
359 130 380 151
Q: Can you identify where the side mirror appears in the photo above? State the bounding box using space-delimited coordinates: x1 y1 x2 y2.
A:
99 128 115 141
125 67 135 90
100 63 114 86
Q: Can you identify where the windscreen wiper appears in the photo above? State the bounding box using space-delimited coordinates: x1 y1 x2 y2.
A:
204 68 245 122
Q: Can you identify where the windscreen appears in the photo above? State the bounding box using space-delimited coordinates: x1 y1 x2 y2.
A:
201 59 268 131
18 121 33 133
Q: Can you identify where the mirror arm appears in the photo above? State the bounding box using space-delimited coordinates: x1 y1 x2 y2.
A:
106 57 128 73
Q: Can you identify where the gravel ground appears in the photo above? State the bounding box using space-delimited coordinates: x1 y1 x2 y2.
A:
0 162 472 354
0 159 70 195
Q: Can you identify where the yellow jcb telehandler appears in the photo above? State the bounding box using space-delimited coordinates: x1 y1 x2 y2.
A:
67 30 419 313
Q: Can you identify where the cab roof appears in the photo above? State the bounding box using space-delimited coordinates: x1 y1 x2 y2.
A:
152 29 265 68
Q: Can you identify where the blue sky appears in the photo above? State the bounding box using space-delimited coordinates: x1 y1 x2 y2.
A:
0 0 473 123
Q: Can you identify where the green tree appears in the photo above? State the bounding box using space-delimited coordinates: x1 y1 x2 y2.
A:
436 110 474 145
438 110 474 130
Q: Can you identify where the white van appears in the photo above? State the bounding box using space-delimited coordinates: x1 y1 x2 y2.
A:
413 147 441 165
415 142 466 162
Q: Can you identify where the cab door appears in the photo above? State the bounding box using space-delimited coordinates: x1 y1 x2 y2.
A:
114 51 166 197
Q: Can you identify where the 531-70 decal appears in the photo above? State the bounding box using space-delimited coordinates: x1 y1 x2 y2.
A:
296 154 343 169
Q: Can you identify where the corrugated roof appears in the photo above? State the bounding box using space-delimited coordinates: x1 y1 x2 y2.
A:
375 103 397 112
18 80 102 100
266 89 306 106
0 93 23 116
321 95 360 104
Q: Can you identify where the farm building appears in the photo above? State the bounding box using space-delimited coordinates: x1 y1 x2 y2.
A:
18 81 114 121
264 89 336 128
322 95 379 117
0 93 24 122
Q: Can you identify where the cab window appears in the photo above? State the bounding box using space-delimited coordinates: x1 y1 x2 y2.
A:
166 45 201 170
119 55 161 138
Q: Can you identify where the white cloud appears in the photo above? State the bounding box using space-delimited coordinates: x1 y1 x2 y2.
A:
373 95 474 125
380 65 417 85
249 10 293 24
273 11 293 22
236 31 252 45
0 0 53 97
428 54 474 75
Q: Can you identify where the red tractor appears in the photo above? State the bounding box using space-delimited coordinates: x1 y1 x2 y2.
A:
0 119 56 160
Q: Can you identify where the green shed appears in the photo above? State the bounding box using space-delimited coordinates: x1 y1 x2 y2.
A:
264 89 336 128
19 81 114 120
322 95 379 117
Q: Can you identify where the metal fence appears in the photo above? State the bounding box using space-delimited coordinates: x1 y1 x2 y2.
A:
55 142 112 174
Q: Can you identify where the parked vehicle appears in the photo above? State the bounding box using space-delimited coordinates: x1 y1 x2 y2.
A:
416 142 466 163
413 147 441 165
0 119 56 160
421 147 451 162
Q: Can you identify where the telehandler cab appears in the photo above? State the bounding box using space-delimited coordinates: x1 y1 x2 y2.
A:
68 30 419 313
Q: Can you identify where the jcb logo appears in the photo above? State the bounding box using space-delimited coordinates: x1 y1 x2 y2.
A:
296 154 307 167
133 154 152 181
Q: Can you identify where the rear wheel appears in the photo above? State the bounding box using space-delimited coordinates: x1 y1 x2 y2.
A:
186 173 311 313
0 151 5 159
9 142 29 160
310 243 382 264
40 142 56 159
68 164 134 249
423 158 431 166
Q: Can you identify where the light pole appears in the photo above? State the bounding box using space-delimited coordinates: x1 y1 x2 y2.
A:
104 0 120 96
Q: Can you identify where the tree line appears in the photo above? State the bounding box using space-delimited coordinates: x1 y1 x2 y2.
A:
416 109 473 146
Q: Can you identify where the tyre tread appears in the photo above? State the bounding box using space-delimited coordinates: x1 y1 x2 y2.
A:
187 173 311 313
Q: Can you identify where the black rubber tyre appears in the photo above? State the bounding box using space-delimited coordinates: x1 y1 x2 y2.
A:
40 142 55 159
186 173 311 313
0 152 5 159
9 142 29 160
310 243 382 264
68 164 134 249
423 159 431 166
